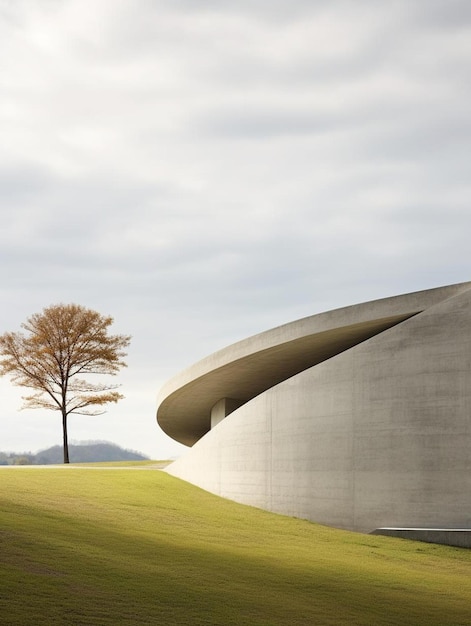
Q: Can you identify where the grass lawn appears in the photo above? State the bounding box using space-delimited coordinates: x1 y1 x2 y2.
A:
1 465 470 625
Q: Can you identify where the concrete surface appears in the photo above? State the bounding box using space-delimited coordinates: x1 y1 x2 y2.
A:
371 528 471 548
157 282 471 535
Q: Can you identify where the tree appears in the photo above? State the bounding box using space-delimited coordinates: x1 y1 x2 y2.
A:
0 304 131 463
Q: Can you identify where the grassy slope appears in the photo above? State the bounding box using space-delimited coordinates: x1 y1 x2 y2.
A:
0 467 470 626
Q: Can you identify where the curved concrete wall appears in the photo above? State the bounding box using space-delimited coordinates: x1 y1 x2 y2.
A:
157 283 471 532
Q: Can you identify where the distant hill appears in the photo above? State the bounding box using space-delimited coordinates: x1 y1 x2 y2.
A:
0 441 149 465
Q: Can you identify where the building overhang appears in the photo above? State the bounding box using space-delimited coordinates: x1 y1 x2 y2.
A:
156 281 471 446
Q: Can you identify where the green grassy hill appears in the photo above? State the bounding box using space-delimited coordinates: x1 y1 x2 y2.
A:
1 466 470 625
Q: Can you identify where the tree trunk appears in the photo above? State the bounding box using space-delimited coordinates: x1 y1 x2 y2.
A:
62 410 70 464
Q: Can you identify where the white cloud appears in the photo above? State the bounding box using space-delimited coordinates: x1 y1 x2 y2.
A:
0 0 470 458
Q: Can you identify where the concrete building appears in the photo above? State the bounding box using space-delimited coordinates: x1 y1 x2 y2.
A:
156 282 471 540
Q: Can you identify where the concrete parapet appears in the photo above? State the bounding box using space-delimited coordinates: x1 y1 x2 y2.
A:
371 528 471 549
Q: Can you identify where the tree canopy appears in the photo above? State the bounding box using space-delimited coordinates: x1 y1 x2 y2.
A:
0 303 131 463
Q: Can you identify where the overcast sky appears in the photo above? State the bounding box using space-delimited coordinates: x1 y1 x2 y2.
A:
0 0 470 459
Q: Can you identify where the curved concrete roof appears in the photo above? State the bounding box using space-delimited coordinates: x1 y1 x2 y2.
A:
156 281 471 446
